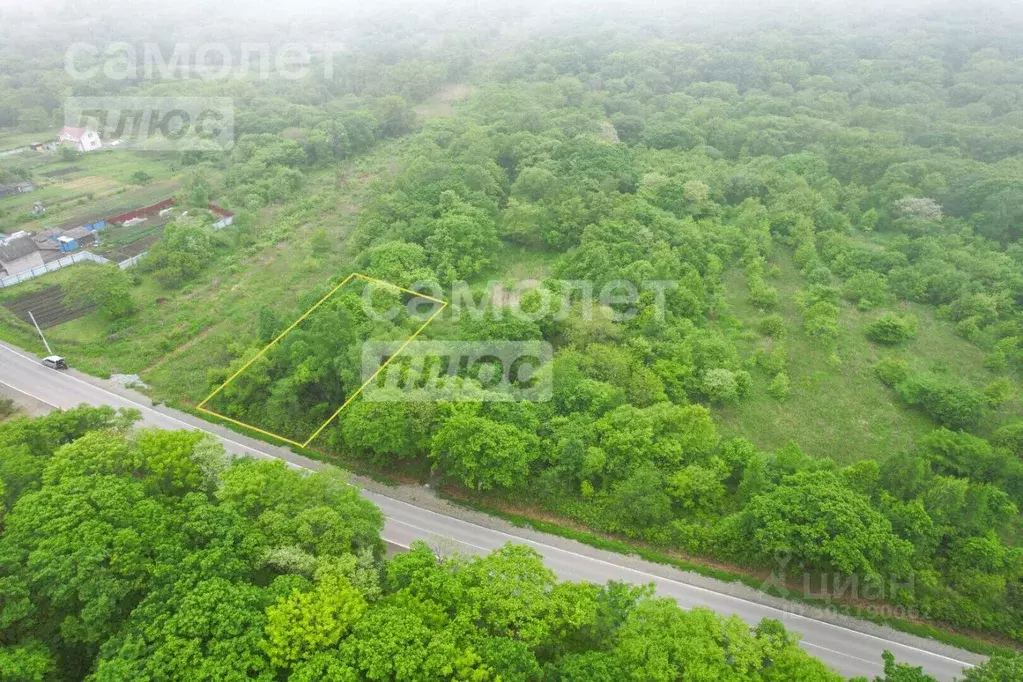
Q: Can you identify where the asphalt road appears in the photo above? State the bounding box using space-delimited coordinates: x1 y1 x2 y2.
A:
0 341 983 680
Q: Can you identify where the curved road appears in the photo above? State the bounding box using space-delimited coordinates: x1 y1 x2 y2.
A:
0 341 983 680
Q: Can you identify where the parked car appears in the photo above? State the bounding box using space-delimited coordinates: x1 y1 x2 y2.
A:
42 355 68 370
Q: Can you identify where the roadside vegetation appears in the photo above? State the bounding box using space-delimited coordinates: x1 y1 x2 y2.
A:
2 407 1022 681
1 0 1023 666
0 406 875 681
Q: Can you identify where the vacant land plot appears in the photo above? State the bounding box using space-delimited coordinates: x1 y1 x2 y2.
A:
39 166 81 178
100 228 163 261
199 272 445 446
72 150 178 185
63 176 122 193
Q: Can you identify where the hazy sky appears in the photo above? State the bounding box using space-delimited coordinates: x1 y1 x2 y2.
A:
1 0 1021 60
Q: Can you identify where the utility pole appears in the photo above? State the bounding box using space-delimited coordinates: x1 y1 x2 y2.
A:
28 310 53 355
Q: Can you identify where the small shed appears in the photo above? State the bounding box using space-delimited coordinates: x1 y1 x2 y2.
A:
63 226 98 248
57 235 79 253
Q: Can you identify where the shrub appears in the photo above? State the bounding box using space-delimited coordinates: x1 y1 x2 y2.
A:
984 378 1014 407
756 345 787 375
875 358 910 387
803 300 840 346
960 654 1023 682
896 375 987 431
805 266 832 286
843 271 889 309
757 314 785 338
768 372 790 400
984 352 1009 373
61 264 137 320
702 368 741 403
748 282 779 310
735 370 753 398
139 219 215 288
955 316 984 342
866 313 917 345
859 208 879 231
894 196 943 222
993 422 1023 457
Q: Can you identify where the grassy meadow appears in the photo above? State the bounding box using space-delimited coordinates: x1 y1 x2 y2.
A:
714 253 1022 464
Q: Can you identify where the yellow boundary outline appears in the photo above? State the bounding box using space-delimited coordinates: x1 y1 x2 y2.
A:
196 272 447 448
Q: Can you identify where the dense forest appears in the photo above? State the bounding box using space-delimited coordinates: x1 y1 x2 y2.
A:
2 408 1022 680
2 0 1023 673
191 4 1023 644
0 406 874 680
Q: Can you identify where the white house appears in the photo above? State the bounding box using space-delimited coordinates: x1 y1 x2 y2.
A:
59 126 102 152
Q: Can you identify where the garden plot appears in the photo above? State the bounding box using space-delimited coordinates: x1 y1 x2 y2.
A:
94 212 176 261
1 285 95 328
20 180 178 233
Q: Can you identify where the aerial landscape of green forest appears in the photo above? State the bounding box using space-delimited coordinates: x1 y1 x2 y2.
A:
0 406 875 680
2 0 1023 679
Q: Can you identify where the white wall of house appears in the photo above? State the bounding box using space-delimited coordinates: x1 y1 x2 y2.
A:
58 129 103 153
79 131 102 152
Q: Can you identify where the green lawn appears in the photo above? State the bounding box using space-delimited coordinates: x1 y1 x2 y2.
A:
713 252 1021 464
0 130 56 151
73 149 179 184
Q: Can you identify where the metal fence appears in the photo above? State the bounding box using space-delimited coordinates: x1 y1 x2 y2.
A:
116 252 148 270
0 212 234 288
0 251 111 288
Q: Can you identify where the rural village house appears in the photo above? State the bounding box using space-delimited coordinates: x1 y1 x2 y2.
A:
58 126 102 152
0 233 44 277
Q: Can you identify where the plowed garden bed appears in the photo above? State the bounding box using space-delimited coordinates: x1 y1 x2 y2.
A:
1 285 95 328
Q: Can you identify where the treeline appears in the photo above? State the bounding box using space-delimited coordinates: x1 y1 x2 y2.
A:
0 406 895 681
206 11 1023 643
0 0 488 133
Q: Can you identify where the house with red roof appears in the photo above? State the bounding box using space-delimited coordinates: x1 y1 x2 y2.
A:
58 126 102 152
